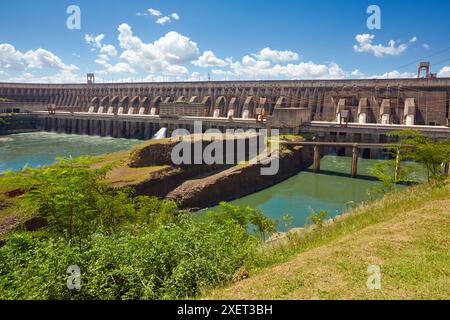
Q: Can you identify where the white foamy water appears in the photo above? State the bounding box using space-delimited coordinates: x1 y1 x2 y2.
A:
0 132 142 173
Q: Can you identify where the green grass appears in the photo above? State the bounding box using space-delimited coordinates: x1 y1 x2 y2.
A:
207 179 450 300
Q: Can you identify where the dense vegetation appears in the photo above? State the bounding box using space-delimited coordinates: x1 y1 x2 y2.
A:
0 130 448 300
0 158 273 300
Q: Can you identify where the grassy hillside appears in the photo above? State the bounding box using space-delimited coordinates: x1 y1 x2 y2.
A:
208 180 450 300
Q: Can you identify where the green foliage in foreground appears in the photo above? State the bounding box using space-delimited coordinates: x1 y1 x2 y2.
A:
0 158 268 300
6 158 182 243
0 220 256 300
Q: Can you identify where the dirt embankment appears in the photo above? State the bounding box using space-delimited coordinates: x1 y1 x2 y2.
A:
122 136 313 210
166 146 312 209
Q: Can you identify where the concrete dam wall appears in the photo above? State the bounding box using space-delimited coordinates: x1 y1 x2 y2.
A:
1 78 449 126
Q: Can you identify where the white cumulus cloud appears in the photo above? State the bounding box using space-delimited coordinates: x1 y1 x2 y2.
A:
117 23 198 75
438 66 450 77
0 43 78 74
353 34 413 58
369 70 415 79
0 43 25 71
148 8 162 17
156 17 171 25
253 47 299 62
85 34 105 49
100 44 118 57
141 8 180 25
192 51 227 67
212 56 346 80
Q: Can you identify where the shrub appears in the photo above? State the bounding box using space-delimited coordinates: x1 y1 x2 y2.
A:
308 210 329 228
207 202 276 240
10 158 182 243
0 219 256 300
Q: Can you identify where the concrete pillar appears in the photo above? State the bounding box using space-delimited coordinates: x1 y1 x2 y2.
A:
313 146 321 173
65 118 71 134
90 120 95 136
119 121 125 138
106 120 112 137
351 145 358 177
144 123 151 140
101 120 106 136
71 119 76 134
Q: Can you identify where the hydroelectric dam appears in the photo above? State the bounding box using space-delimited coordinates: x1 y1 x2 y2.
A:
1 78 450 146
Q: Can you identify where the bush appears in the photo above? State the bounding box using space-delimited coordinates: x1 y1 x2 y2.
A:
0 219 256 300
308 210 329 228
207 202 276 240
10 158 183 243
0 158 269 300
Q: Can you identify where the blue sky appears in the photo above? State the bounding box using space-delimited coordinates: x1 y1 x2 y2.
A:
0 0 449 83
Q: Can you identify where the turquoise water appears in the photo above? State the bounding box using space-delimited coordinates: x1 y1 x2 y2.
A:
0 132 142 173
1 133 425 231
204 156 419 231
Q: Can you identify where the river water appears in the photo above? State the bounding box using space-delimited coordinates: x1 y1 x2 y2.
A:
0 132 142 173
1 132 419 231
203 156 424 230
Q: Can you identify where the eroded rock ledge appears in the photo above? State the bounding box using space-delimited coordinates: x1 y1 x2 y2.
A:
111 134 313 210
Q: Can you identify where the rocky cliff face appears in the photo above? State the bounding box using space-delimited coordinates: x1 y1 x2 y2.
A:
166 146 313 209
115 135 313 210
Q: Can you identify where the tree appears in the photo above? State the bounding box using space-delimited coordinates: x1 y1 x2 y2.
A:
16 157 182 245
207 203 276 240
308 210 329 228
18 158 108 243
282 213 293 232
369 160 417 196
389 130 450 181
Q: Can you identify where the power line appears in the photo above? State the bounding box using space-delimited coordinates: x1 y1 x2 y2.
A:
394 45 450 70
432 57 450 69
